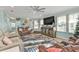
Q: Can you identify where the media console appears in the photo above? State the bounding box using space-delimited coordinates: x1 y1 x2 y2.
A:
41 26 56 38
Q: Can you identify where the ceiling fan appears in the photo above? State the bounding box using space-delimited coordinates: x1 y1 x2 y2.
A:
30 6 46 12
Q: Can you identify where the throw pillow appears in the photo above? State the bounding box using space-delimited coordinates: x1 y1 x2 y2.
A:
2 36 13 45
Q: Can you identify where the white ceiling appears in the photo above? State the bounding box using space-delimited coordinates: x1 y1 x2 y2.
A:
0 6 78 19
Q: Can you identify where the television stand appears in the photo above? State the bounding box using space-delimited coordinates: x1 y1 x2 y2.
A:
41 26 56 38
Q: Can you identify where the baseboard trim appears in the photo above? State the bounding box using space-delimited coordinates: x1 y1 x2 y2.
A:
56 36 68 40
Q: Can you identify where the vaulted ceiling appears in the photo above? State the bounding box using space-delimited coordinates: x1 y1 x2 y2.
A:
0 6 78 19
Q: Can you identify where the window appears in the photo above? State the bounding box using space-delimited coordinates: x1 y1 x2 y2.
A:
40 19 43 28
57 16 66 32
69 13 79 33
34 20 39 29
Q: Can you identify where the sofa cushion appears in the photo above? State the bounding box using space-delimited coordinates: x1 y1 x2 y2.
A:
0 41 5 48
2 36 13 45
0 30 4 41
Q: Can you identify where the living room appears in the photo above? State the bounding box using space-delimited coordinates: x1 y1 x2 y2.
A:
0 6 79 52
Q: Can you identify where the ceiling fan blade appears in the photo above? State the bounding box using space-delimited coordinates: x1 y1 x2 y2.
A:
38 8 46 10
39 10 45 12
30 6 36 10
35 6 40 9
32 6 39 8
30 6 45 12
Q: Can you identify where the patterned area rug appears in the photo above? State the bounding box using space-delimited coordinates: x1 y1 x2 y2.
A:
21 34 59 52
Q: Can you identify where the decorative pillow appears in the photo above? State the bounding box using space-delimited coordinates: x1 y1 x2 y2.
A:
38 45 47 52
2 36 13 45
47 47 62 52
0 41 5 48
76 39 79 43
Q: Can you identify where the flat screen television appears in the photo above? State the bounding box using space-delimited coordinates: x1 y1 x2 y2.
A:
43 16 55 25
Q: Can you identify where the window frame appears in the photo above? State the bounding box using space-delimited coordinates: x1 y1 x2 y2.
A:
57 16 67 32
